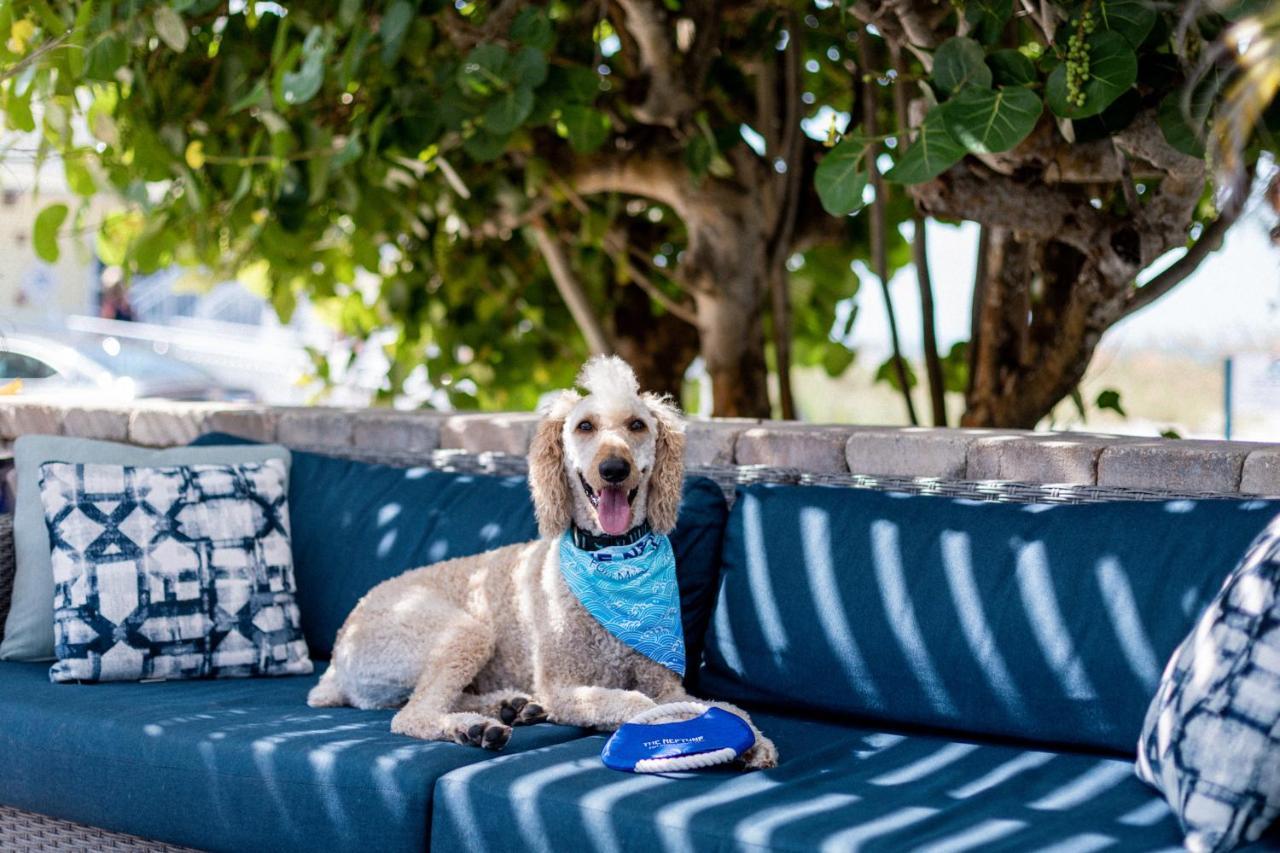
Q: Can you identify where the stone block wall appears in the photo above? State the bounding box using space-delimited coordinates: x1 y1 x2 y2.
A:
1 400 1277 495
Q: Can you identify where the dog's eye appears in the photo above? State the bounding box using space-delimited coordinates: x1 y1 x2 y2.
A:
628 419 646 432
576 420 594 432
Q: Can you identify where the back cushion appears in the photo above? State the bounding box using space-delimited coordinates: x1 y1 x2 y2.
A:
192 434 727 674
700 484 1280 754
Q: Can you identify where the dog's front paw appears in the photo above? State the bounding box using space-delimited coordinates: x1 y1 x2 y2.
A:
739 736 778 770
499 696 548 727
455 720 513 750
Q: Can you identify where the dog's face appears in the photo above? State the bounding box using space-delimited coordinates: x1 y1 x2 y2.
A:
561 392 659 536
529 356 686 538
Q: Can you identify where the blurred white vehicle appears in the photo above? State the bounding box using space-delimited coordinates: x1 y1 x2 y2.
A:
0 331 255 403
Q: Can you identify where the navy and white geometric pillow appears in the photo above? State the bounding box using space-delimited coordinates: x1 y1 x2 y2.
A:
38 460 312 683
1136 509 1280 853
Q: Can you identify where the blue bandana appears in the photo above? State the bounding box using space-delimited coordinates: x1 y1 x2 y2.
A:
559 530 686 676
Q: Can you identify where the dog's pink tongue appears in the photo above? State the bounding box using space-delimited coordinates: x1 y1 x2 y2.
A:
597 486 631 535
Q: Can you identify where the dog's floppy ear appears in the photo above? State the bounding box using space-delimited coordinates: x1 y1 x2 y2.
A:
529 390 579 538
643 392 686 535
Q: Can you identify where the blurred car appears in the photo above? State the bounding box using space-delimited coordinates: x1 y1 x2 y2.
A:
0 331 256 403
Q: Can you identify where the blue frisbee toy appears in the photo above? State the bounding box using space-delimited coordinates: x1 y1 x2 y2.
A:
601 702 756 773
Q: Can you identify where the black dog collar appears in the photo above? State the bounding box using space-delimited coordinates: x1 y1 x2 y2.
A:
570 520 653 552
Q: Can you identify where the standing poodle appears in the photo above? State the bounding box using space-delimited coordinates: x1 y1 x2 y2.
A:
308 356 777 768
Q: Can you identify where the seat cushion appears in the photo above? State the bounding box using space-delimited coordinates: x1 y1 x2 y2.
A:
189 434 728 680
430 710 1280 853
0 660 587 853
700 485 1280 754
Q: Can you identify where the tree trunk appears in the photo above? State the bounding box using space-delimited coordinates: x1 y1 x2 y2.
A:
961 229 1102 428
611 285 699 399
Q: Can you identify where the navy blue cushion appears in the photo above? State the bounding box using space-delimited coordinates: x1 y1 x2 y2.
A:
189 434 728 680
430 709 1280 852
0 661 586 853
699 485 1280 755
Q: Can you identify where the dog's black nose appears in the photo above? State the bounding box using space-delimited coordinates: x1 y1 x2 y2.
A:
599 457 631 484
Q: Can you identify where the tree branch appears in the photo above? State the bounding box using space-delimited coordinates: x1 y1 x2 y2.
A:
1120 203 1245 319
859 29 918 426
529 219 613 356
613 0 695 126
893 45 945 426
768 10 804 420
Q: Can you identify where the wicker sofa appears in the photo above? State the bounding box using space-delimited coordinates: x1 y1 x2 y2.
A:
2 405 1280 852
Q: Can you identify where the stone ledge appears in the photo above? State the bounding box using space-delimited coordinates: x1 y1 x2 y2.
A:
966 431 1143 485
734 424 855 473
1242 448 1280 496
1097 440 1265 493
4 398 1279 493
207 408 278 443
846 427 996 479
0 401 66 439
276 408 356 449
685 419 758 468
128 403 220 447
352 412 443 455
441 413 539 455
62 406 130 442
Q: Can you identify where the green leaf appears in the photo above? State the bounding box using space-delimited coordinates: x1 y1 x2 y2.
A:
546 66 600 104
1046 31 1137 119
986 49 1037 86
1159 428 1182 439
231 79 269 114
463 130 510 161
965 0 1012 44
941 85 1042 154
1157 91 1205 157
1094 0 1157 48
1096 388 1126 417
380 1 413 65
484 86 534 134
84 32 127 80
932 37 992 95
814 135 869 216
875 356 917 392
457 44 509 97
510 46 548 88
884 108 967 183
34 203 69 263
560 105 610 153
684 134 712 178
822 344 856 378
940 341 969 393
281 27 328 106
65 155 95 195
153 5 188 52
511 8 553 51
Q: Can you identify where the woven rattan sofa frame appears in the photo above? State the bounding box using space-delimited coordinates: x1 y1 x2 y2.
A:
0 444 1268 852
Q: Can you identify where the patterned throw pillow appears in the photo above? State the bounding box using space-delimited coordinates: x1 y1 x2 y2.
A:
1136 510 1280 853
38 460 312 683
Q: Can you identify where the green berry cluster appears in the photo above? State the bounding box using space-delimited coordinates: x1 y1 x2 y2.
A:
1064 8 1096 109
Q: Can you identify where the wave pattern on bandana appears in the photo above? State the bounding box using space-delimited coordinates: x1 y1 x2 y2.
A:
559 531 686 676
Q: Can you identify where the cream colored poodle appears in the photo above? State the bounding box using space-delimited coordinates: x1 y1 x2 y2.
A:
307 356 777 768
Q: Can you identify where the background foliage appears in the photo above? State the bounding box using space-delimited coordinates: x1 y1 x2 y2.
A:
2 0 1276 422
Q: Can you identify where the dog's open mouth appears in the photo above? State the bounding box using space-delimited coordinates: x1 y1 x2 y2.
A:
578 472 639 536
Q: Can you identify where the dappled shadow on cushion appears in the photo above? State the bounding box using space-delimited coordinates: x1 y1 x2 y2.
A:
429 710 1235 853
0 661 587 853
700 485 1280 755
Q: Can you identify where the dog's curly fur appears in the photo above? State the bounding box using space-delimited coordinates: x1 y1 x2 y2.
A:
307 356 777 767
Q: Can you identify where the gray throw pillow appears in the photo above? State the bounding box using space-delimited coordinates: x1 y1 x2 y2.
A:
0 435 291 661
1136 509 1280 853
40 459 311 682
